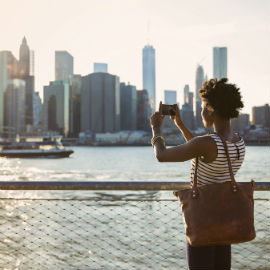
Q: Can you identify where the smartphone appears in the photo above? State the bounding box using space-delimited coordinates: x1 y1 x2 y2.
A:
161 104 176 115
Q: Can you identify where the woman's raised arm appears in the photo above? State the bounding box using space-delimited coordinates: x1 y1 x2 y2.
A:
170 104 194 142
150 102 214 163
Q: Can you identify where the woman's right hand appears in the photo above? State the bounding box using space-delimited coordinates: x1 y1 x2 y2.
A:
170 104 182 127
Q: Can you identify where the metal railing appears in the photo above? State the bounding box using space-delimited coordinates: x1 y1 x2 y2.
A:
0 181 269 270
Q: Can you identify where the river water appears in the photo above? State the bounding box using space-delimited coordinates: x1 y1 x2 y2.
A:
0 146 269 183
0 146 269 270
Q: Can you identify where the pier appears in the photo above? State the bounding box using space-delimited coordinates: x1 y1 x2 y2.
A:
0 181 269 270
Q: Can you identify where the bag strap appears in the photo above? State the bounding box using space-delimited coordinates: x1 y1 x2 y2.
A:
218 135 237 186
192 157 199 189
192 134 237 190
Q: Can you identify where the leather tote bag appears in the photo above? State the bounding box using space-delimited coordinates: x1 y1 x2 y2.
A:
174 136 256 246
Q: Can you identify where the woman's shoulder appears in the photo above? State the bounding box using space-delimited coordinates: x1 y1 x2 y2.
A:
191 134 218 149
191 134 218 163
191 132 245 150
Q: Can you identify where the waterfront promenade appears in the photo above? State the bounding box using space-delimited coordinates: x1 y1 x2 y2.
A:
0 181 269 270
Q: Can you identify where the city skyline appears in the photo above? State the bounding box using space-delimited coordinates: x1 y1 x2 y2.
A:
0 0 269 116
1 44 269 137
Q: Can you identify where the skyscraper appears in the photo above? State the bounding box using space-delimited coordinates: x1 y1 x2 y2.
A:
183 84 190 105
69 75 82 137
183 85 194 110
187 92 194 111
231 114 250 135
33 92 42 126
94 63 108 73
30 50 35 76
195 65 204 101
181 85 194 130
120 82 137 130
181 103 194 130
0 51 18 133
55 51 74 81
18 37 30 78
1 38 34 133
4 79 26 136
136 89 150 131
213 47 227 79
81 73 120 133
195 65 204 128
18 37 35 126
24 75 35 125
142 45 156 115
252 104 270 128
43 80 70 136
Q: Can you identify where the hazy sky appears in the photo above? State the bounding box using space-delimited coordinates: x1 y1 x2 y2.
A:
1 0 269 115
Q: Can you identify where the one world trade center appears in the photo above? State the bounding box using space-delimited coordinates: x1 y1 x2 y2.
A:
142 45 156 117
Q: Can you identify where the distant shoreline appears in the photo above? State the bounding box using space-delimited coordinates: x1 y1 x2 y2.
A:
64 142 270 147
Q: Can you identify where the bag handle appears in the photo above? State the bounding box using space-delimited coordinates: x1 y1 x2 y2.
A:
192 134 237 190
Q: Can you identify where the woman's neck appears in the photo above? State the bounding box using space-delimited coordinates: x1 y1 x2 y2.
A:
213 119 233 139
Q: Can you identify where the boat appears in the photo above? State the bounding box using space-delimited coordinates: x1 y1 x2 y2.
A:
0 136 74 158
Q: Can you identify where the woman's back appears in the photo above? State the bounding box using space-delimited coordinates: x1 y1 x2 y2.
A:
190 133 245 187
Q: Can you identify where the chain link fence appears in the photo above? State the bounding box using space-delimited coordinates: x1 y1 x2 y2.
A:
0 181 269 270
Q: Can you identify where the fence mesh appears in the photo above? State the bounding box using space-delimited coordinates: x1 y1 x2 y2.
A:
0 191 269 270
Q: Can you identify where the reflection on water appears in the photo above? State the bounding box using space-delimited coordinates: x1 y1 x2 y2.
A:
0 146 269 183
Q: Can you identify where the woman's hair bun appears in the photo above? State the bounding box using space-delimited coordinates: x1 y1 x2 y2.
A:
199 78 244 119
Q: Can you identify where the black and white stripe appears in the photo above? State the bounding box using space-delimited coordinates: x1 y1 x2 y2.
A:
190 134 245 187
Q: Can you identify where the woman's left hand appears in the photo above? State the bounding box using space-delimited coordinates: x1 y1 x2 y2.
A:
150 101 165 128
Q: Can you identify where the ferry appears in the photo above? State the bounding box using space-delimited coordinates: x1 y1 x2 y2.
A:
0 136 74 158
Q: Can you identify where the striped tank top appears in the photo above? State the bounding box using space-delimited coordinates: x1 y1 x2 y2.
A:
190 133 245 187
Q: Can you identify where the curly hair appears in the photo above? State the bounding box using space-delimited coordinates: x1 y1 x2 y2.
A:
199 78 244 119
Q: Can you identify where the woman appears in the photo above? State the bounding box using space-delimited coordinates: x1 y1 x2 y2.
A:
150 78 245 270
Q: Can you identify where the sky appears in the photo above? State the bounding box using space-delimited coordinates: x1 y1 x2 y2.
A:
0 0 269 115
